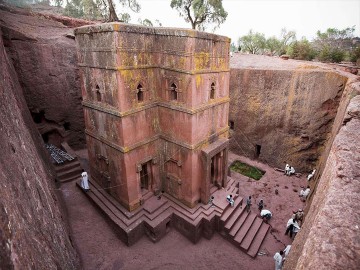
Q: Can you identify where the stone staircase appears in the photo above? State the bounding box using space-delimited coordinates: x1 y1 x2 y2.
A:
55 159 83 183
52 142 83 183
219 197 270 257
77 176 269 257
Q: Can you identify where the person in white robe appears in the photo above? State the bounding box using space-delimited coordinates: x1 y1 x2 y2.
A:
81 171 90 191
273 250 284 270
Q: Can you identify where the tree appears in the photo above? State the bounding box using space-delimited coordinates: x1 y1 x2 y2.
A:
265 36 281 56
238 30 266 54
138 18 153 27
230 42 238 52
170 0 227 31
287 38 316 61
278 28 296 55
314 27 355 63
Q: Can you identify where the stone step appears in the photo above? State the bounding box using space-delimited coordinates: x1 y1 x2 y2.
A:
59 174 80 183
240 217 263 251
54 159 81 173
210 185 218 194
226 178 235 189
233 213 257 243
247 222 270 258
224 199 245 231
229 210 250 237
78 182 128 229
57 166 82 180
141 190 154 202
220 196 242 223
90 180 142 220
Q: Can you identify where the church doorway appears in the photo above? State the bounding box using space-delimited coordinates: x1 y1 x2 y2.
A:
210 151 224 187
140 161 152 191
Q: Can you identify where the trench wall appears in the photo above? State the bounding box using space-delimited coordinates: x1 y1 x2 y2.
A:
229 67 347 171
0 28 80 269
283 76 360 269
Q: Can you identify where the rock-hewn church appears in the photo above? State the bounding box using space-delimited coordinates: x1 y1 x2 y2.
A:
75 23 230 211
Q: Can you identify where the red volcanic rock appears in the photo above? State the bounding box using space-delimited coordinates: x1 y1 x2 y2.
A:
229 54 348 172
284 94 360 270
0 4 89 149
0 28 80 269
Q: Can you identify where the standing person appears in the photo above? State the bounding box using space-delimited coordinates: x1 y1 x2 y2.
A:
284 163 290 175
258 199 264 211
209 196 215 207
285 218 295 238
295 209 304 225
273 250 284 270
81 170 90 192
246 196 252 212
292 219 301 238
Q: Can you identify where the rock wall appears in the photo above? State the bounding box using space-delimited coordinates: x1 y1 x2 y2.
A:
284 81 360 269
0 4 88 149
229 55 348 171
0 25 80 269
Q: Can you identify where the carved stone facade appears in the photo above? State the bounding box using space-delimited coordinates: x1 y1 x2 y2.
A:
75 23 230 211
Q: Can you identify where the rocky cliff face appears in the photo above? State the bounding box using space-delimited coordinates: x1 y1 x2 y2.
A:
0 4 87 149
0 15 80 270
229 55 348 171
284 92 360 270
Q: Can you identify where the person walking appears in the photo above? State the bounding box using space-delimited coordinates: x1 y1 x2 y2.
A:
273 250 284 270
246 196 252 212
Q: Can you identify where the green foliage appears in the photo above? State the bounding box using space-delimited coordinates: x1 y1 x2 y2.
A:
278 28 296 55
350 46 360 63
119 13 131 23
138 18 153 27
313 27 355 63
62 0 140 21
230 42 238 52
64 0 84 18
265 36 281 56
230 161 265 180
4 0 41 7
238 30 266 54
238 28 295 56
170 0 228 31
287 38 317 61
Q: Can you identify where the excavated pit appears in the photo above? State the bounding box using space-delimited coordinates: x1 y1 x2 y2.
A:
0 4 359 270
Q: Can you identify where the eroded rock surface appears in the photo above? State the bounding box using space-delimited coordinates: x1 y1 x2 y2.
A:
284 94 360 270
0 4 90 149
229 54 348 171
0 27 79 269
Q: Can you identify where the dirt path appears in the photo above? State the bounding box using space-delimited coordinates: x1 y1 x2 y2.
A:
62 150 308 270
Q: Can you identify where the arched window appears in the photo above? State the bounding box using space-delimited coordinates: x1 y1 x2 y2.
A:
170 83 177 101
210 82 215 99
137 84 144 102
96 84 101 102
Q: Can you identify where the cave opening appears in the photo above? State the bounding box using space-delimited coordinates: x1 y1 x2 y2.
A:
32 110 45 124
255 144 261 158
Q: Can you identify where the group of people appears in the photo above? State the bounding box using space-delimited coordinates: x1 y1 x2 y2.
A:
285 208 303 238
284 163 296 176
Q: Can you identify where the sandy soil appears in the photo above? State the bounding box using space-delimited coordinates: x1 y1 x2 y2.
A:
62 150 308 270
